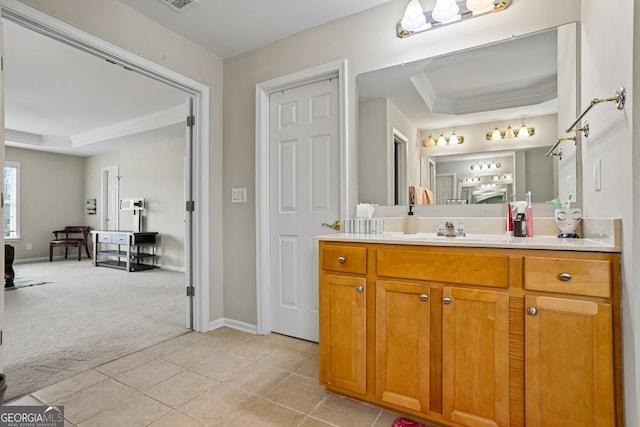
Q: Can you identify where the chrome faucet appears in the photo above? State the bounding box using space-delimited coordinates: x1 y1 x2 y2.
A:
437 221 465 237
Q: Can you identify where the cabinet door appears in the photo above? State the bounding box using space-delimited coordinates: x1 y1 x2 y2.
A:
319 274 367 395
442 287 509 427
376 280 430 413
525 296 614 427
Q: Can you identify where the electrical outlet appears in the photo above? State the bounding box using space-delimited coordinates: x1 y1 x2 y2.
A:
26 243 32 250
593 159 602 192
231 188 247 203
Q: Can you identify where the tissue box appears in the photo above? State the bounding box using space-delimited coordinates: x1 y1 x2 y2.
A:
343 218 383 234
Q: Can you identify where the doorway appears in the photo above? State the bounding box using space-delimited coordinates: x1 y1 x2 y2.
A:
0 0 212 393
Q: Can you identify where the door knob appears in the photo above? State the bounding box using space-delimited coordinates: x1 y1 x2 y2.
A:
322 220 341 231
419 294 428 302
355 285 364 293
443 297 452 305
528 307 538 316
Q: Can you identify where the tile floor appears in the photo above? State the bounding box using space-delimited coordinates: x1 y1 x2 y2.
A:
6 327 408 427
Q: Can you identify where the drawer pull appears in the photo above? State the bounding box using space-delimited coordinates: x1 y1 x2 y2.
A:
559 272 573 282
337 256 346 263
419 294 428 302
528 307 539 316
443 297 452 305
355 285 364 293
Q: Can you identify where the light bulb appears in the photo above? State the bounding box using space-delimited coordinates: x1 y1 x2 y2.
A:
437 133 447 146
504 124 515 139
432 0 460 23
491 127 502 140
423 133 435 147
518 123 530 138
401 0 428 32
466 0 495 14
449 132 459 144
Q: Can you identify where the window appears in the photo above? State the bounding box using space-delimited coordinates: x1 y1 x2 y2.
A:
4 162 20 239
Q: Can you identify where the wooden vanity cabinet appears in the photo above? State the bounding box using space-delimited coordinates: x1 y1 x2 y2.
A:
523 255 619 427
319 244 368 395
375 279 431 413
442 287 510 427
318 241 622 427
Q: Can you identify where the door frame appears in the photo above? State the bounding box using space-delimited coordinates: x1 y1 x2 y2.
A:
101 165 119 231
0 0 211 332
255 59 348 335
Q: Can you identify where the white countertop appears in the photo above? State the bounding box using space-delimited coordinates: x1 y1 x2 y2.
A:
315 232 620 252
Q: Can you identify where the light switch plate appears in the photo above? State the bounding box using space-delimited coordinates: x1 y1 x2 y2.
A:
231 188 247 203
593 159 602 192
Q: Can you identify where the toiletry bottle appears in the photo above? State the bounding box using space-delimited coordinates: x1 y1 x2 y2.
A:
405 205 418 234
526 191 534 237
506 202 513 237
513 203 527 237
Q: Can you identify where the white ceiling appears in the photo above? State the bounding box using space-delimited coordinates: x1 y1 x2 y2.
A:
118 0 395 59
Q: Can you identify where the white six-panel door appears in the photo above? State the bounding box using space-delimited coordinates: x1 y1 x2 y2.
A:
268 78 339 342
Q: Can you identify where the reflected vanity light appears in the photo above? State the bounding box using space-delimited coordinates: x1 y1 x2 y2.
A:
423 131 465 147
397 0 512 38
470 161 501 171
485 122 535 141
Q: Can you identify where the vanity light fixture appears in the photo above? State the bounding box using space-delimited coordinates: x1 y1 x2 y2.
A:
397 0 512 38
470 161 501 171
423 130 465 147
485 122 535 141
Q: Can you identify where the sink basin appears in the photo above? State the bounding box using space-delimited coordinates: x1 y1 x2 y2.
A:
395 233 510 243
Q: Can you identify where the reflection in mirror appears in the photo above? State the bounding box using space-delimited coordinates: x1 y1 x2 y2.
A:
357 23 577 209
424 146 555 205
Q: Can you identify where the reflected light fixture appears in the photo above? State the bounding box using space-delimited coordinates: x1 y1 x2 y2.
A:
400 0 429 32
486 122 535 141
432 0 460 23
397 0 512 38
423 130 465 147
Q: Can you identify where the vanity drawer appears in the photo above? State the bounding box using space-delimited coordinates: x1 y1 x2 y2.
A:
97 234 112 244
322 244 367 275
376 248 509 288
111 234 129 244
523 257 612 298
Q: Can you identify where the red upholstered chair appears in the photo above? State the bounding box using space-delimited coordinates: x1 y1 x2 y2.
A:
49 226 92 261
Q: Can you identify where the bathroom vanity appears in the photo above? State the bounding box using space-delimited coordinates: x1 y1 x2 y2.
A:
317 233 622 427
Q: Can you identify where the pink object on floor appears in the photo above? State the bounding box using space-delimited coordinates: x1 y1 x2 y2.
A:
391 417 428 427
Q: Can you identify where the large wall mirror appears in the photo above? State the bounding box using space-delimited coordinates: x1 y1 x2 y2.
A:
357 23 578 209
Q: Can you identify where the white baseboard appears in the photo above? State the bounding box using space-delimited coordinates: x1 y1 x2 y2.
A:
156 264 185 273
207 318 258 335
15 256 63 264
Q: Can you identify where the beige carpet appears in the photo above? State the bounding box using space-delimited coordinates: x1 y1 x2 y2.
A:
3 259 188 400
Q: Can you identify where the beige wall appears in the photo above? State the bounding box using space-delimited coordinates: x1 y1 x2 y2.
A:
20 0 225 321
5 147 85 260
222 0 580 330
84 133 186 269
580 1 637 426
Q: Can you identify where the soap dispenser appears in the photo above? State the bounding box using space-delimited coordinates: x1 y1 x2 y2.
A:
405 205 418 234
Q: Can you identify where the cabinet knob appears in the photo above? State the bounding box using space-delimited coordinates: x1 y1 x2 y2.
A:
337 256 346 263
559 272 572 281
355 285 364 293
419 294 428 302
443 297 452 305
528 307 538 316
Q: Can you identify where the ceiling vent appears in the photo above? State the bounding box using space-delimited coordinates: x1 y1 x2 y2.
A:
157 0 198 12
